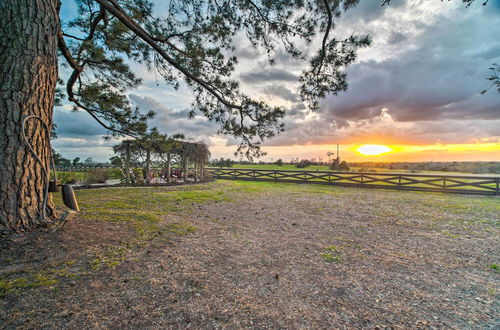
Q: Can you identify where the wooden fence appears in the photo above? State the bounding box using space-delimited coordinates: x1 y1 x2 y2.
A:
55 166 119 172
205 168 500 196
55 166 209 183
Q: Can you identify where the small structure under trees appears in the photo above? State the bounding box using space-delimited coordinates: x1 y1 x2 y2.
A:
113 133 210 184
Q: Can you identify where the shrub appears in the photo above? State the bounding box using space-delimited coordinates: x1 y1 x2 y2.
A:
296 159 311 168
85 170 109 184
56 171 85 184
108 168 125 180
132 168 144 183
338 161 350 171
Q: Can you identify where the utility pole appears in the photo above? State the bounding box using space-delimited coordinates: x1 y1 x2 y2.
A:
337 143 340 164
330 143 340 170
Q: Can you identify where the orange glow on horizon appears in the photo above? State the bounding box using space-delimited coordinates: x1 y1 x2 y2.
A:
209 142 500 162
356 144 393 156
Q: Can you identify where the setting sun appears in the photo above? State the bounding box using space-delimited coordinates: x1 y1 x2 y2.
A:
356 144 393 156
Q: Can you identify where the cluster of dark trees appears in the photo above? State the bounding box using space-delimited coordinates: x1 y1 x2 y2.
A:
289 158 326 166
219 158 351 171
52 150 75 167
52 150 106 167
293 159 349 170
295 159 313 168
210 158 235 168
331 161 350 171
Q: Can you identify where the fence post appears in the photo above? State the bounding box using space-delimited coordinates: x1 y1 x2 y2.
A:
274 170 277 183
398 175 402 189
496 178 499 195
183 161 188 183
443 177 446 189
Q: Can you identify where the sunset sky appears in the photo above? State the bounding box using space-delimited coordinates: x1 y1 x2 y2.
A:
53 0 500 163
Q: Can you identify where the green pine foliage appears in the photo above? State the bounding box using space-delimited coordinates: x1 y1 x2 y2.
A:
58 0 372 158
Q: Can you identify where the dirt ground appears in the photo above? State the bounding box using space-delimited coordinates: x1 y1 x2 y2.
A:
1 181 499 329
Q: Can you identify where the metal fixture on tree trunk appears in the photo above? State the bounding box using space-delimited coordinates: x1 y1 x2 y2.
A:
21 115 80 221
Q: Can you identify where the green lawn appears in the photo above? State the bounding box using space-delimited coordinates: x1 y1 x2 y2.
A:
209 164 500 176
208 167 499 193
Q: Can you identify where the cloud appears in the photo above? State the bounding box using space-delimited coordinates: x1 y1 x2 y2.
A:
53 107 108 137
342 0 406 24
320 7 500 124
261 85 300 103
387 31 407 45
128 94 220 143
265 107 500 146
234 1 500 147
239 68 299 84
269 0 500 146
51 135 119 161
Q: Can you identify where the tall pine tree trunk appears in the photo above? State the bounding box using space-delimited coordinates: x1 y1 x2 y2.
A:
0 0 59 233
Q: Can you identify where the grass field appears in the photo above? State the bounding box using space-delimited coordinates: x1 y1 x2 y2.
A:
209 163 500 176
54 164 500 185
1 180 498 328
208 168 500 193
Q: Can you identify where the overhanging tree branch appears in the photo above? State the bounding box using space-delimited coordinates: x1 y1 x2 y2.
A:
95 0 243 111
54 0 371 159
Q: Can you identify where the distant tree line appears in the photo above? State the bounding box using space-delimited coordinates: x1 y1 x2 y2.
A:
210 158 235 168
350 161 500 174
52 150 111 168
208 157 351 171
207 159 500 175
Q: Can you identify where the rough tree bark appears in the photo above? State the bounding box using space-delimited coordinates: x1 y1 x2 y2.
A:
0 0 60 233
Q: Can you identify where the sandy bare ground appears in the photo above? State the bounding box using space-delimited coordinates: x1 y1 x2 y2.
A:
0 181 498 329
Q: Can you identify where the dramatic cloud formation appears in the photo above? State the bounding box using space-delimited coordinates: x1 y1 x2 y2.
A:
240 68 299 84
128 94 220 143
240 0 500 147
54 0 500 161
